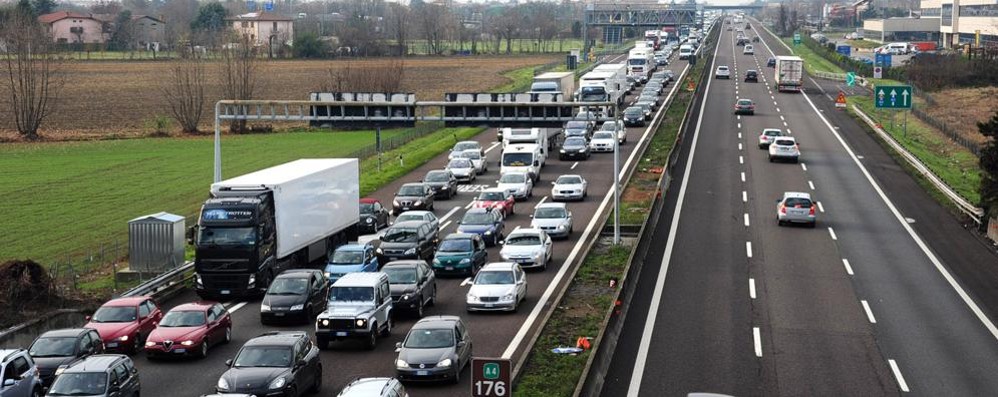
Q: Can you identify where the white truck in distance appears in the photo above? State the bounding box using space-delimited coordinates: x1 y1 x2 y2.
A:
627 48 655 83
774 56 804 92
528 72 577 101
577 70 626 115
592 63 631 93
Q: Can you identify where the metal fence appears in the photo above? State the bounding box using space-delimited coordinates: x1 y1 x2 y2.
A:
911 108 982 156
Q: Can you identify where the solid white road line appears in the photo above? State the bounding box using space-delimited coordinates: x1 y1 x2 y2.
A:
439 206 461 223
888 359 911 392
227 302 248 314
744 213 750 227
861 300 878 323
749 278 757 299
808 180 816 190
571 162 579 170
746 242 753 258
828 227 838 241
842 259 855 275
801 163 808 171
440 220 452 230
753 327 763 357
743 191 748 203
817 201 825 213
741 172 746 182
536 196 548 206
484 142 501 154
627 41 719 397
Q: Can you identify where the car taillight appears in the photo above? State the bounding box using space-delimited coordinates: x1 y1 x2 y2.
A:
809 205 816 216
761 136 768 141
779 205 786 214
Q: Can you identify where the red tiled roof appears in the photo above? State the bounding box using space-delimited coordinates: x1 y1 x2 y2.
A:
38 11 96 24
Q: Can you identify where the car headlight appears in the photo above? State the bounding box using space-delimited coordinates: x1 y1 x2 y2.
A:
559 149 566 153
195 274 203 287
459 258 471 264
502 293 515 302
260 304 271 312
484 230 493 235
441 186 449 190
118 335 129 341
404 248 416 255
432 258 441 265
366 218 373 223
54 366 68 376
356 319 367 328
393 200 400 206
437 358 453 368
402 294 410 300
396 359 409 368
217 377 229 391
181 340 195 346
145 341 155 347
579 149 587 153
269 377 286 390
467 293 478 302
558 224 567 230
248 275 256 287
320 319 330 326
290 304 304 311
324 272 331 279
415 200 423 206
376 247 383 254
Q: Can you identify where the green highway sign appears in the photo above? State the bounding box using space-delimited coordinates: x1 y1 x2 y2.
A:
874 85 912 109
472 358 511 397
846 72 856 87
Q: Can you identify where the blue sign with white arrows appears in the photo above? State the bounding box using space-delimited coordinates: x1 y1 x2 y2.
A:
836 45 851 57
874 85 912 109
875 53 892 68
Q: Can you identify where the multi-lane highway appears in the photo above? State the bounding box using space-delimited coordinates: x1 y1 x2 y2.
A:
601 18 998 397
117 52 688 396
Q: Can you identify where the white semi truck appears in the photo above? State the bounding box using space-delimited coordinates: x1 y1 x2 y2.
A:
774 56 804 92
627 48 655 83
577 70 626 116
528 72 577 101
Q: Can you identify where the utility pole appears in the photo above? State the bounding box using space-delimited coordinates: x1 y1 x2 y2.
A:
613 110 621 245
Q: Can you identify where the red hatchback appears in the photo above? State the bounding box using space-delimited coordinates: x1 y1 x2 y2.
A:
144 301 231 359
473 189 515 217
84 296 163 354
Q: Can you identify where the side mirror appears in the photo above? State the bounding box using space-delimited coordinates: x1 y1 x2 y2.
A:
551 182 556 185
395 342 402 352
108 383 120 392
3 379 14 387
498 240 505 245
458 341 467 347
533 160 540 166
296 359 306 369
84 315 91 322
225 359 233 367
529 214 534 218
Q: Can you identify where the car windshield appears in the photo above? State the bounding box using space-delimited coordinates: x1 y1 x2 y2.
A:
764 130 782 137
718 66 729 71
268 278 308 295
90 306 136 323
784 198 813 207
557 176 583 184
454 142 478 152
384 267 418 284
398 185 424 196
234 346 292 368
593 132 614 140
199 227 256 246
565 121 588 129
404 328 455 349
359 203 374 214
478 192 505 201
159 310 206 327
499 173 526 183
625 108 643 116
462 212 494 225
564 138 586 147
330 250 364 264
29 337 76 357
425 172 449 182
535 208 567 219
448 159 471 169
506 235 541 245
775 140 795 146
502 153 533 166
396 214 425 223
383 227 419 243
738 100 753 106
601 123 618 131
475 271 515 285
329 286 375 302
439 239 473 252
461 151 481 160
47 372 107 396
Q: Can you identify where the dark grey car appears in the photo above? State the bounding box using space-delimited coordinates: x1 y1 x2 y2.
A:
559 137 591 161
394 316 472 384
216 331 322 397
563 120 592 141
377 221 438 263
46 355 139 397
623 107 645 126
29 328 104 388
383 260 437 318
422 170 457 200
392 183 435 215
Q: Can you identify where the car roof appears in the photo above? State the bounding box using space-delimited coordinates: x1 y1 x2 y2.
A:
39 328 92 339
276 268 321 279
508 227 544 236
359 198 380 204
383 260 427 268
535 202 568 210
444 232 478 240
333 272 388 287
340 377 397 395
336 243 372 252
170 301 218 311
64 354 126 372
464 208 491 215
397 210 432 217
412 315 462 329
101 296 148 307
455 140 480 146
481 262 518 271
389 220 426 228
737 98 753 102
425 169 448 175
0 349 26 363
556 174 584 181
245 331 308 347
762 128 782 133
783 192 812 200
773 136 796 142
400 182 426 188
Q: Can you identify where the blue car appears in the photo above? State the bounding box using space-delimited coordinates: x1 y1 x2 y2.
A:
324 243 380 284
456 208 505 246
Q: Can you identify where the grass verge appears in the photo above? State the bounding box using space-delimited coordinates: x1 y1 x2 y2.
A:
781 38 845 75
492 64 548 93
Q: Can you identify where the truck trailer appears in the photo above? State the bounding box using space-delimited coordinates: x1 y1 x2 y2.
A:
193 158 360 299
528 72 577 101
774 56 804 92
577 70 625 116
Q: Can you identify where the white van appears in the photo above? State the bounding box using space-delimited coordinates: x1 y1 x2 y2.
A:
678 44 694 60
501 128 552 159
882 42 913 55
501 144 544 182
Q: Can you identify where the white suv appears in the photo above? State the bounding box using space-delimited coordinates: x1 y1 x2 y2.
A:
768 136 801 163
315 272 394 350
0 349 42 397
715 65 731 79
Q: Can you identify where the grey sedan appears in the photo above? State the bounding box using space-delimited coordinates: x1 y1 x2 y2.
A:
394 316 472 384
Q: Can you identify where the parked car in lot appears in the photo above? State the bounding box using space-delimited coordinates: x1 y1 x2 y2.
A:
559 137 591 161
623 107 646 126
316 273 393 350
459 150 488 175
422 170 458 200
84 297 163 355
217 331 321 396
382 260 436 318
551 175 588 201
777 192 817 227
360 198 391 234
456 208 505 247
496 172 534 200
768 136 800 163
432 233 489 276
260 269 328 324
715 65 731 79
734 98 756 115
394 316 472 383
589 131 617 153
744 70 758 82
378 221 438 262
1 349 43 397
336 378 407 397
394 211 440 236
449 141 484 160
758 128 786 149
499 228 553 270
466 263 528 312
472 189 515 217
446 158 476 183
47 354 138 397
28 328 104 388
326 243 380 284
530 203 574 239
563 120 593 141
392 183 435 215
146 301 231 358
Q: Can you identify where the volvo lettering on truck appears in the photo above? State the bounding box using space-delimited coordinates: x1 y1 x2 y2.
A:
193 159 360 299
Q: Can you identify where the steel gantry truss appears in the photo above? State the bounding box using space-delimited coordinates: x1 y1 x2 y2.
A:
584 1 699 28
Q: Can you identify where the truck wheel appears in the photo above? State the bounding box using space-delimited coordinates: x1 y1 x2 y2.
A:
366 327 378 350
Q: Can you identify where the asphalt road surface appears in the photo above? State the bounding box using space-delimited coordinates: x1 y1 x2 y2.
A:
600 18 998 397
121 52 689 397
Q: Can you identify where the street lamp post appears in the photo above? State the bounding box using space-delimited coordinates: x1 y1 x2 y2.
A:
613 111 621 245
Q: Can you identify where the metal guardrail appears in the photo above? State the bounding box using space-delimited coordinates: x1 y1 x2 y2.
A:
120 261 195 299
853 105 984 223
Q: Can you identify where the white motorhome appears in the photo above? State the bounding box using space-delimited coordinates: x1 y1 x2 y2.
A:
627 48 655 83
501 144 544 182
501 127 555 159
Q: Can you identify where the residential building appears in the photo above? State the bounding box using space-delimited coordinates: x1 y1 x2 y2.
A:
227 12 295 46
131 15 166 50
38 11 106 44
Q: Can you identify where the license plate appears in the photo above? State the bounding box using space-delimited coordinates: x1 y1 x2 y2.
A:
174 349 186 353
275 313 285 317
445 267 454 271
221 290 230 295
336 332 347 337
417 370 428 376
106 343 119 348
485 303 494 308
402 207 410 211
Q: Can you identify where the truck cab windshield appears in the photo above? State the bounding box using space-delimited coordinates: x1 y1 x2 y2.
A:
628 58 647 66
579 86 607 102
502 153 533 166
199 227 256 246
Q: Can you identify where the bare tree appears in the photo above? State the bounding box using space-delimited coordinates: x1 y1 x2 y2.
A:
416 2 452 55
0 10 64 140
386 3 410 56
162 49 206 133
323 58 406 93
219 35 258 133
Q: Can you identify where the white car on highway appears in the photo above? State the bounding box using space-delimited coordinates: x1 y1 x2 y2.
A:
589 131 617 153
529 203 573 239
466 262 527 312
496 172 534 200
446 158 476 182
715 65 731 79
777 192 817 227
499 228 553 270
449 141 484 160
758 128 786 149
600 120 627 144
460 149 488 174
768 136 801 163
551 174 588 201
743 45 754 55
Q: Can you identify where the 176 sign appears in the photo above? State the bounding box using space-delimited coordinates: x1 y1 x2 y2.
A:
472 358 511 397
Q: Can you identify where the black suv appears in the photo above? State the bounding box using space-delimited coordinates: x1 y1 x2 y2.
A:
261 269 329 325
377 221 438 263
392 183 435 215
745 70 759 82
217 331 322 397
28 328 105 388
382 260 437 318
422 170 458 200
